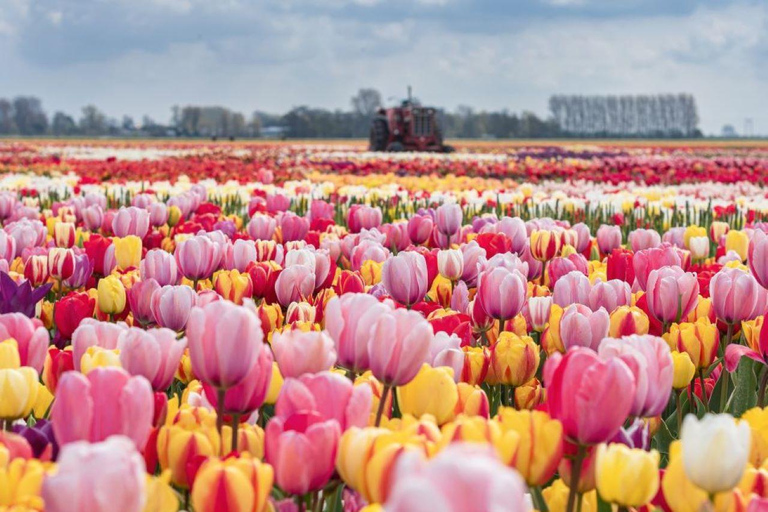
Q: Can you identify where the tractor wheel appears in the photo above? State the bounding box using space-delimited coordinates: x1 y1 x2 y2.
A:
369 117 389 151
442 145 455 153
387 141 405 152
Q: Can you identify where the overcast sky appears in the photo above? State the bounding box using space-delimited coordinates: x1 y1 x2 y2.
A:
1 0 767 135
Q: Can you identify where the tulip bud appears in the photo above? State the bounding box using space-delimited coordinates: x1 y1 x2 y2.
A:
113 236 143 271
157 407 221 488
213 269 253 305
689 236 709 261
97 274 126 315
671 351 696 389
609 306 650 337
47 248 75 281
596 443 660 507
725 230 750 262
0 367 39 420
191 453 274 512
496 408 564 486
487 332 540 387
665 318 719 369
397 364 458 425
530 230 561 262
167 205 182 227
437 249 464 282
514 378 545 410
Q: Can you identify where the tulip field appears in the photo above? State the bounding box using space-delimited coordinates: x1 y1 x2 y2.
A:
4 138 768 512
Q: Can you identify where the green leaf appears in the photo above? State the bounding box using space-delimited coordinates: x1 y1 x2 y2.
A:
731 357 759 417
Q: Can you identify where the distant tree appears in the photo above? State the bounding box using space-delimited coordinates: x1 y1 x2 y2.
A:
121 115 136 132
0 99 16 134
13 97 48 135
79 105 108 135
51 112 78 136
351 88 382 117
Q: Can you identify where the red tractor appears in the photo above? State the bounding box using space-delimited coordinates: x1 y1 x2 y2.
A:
369 88 454 153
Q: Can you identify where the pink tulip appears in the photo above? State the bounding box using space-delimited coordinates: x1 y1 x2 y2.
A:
381 251 429 307
127 278 160 326
553 271 592 308
476 267 527 321
450 280 469 314
545 347 636 444
0 231 16 261
407 213 434 245
275 372 371 430
324 293 393 373
710 267 761 324
202 342 273 414
495 216 528 254
662 227 686 248
272 330 337 378
559 304 610 351
266 193 290 213
72 319 128 372
350 239 390 271
749 230 768 289
265 411 340 496
274 265 316 307
483 253 529 277
247 214 277 241
589 279 631 313
381 222 410 252
112 206 150 239
596 225 622 254
150 285 197 331
646 267 699 324
385 444 528 512
525 296 553 331
348 205 383 234
520 240 544 280
174 235 222 281
42 436 146 512
629 229 662 252
147 202 168 227
5 218 47 257
633 244 682 290
278 212 309 242
140 249 178 286
131 193 153 209
186 300 264 389
82 204 104 232
0 313 49 372
548 253 589 287
223 239 257 272
308 200 334 223
572 223 592 253
118 326 187 391
460 241 486 286
435 203 462 238
368 308 433 386
429 332 464 381
598 335 673 418
51 367 153 449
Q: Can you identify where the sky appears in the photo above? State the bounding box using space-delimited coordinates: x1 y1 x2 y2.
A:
1 0 767 135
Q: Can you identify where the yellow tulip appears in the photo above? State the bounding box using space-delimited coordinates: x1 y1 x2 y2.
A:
742 317 765 354
157 407 221 488
487 332 540 387
80 346 121 375
725 230 750 261
438 415 501 448
664 318 719 368
710 221 730 243
397 364 458 425
191 453 273 512
0 367 39 420
541 304 565 355
742 407 768 467
360 260 382 286
671 351 696 390
495 408 563 486
97 274 126 315
543 479 597 512
144 471 178 512
213 269 253 305
167 205 182 227
596 443 660 506
661 441 710 512
683 226 707 249
113 235 142 271
0 339 21 370
0 458 47 510
609 306 650 338
222 423 265 459
32 383 53 419
264 362 283 405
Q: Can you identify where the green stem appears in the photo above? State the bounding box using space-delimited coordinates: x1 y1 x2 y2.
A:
759 369 768 408
720 323 733 413
566 445 587 512
676 391 683 436
375 384 392 427
699 370 710 413
216 388 226 455
231 413 241 453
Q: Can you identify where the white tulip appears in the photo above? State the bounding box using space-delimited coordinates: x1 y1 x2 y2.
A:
681 413 750 494
689 236 710 261
437 249 464 281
